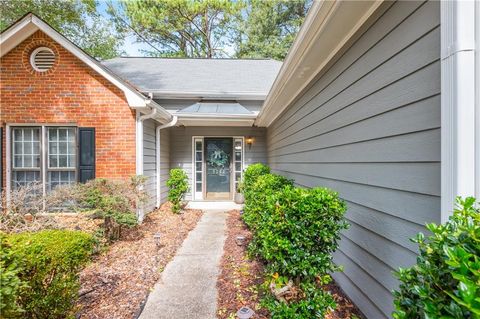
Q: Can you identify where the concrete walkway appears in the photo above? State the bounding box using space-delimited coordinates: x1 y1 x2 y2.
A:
138 209 227 319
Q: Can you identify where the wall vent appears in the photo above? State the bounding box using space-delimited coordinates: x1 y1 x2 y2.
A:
30 47 55 72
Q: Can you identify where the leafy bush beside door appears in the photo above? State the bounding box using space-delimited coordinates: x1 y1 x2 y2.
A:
393 197 480 319
241 164 348 318
167 168 189 213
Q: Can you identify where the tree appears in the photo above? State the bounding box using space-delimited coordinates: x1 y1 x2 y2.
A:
0 0 122 60
236 0 310 60
108 0 243 58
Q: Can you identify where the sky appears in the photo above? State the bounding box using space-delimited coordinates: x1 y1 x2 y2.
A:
95 0 237 57
97 0 150 56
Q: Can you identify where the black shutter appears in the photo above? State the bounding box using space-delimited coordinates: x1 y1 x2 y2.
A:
78 128 95 183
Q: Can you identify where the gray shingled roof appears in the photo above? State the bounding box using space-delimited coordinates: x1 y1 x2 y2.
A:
101 58 282 99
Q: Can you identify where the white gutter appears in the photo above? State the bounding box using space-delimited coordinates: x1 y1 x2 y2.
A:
156 116 178 207
440 0 477 221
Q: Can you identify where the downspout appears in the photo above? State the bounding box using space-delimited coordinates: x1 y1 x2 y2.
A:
135 93 158 222
156 115 178 208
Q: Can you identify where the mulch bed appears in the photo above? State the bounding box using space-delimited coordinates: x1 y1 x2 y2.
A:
217 210 364 319
217 209 268 319
75 203 203 319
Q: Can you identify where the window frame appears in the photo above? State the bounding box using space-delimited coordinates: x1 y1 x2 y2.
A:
11 126 42 190
7 124 78 199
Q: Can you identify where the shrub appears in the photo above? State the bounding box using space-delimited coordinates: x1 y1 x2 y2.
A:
242 163 270 202
393 197 480 319
64 176 147 240
262 280 336 319
242 173 293 231
253 186 348 279
0 183 61 233
2 230 95 319
0 234 25 317
167 168 189 213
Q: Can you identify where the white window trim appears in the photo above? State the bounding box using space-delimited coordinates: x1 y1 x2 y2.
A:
191 136 245 201
5 123 77 205
440 0 478 222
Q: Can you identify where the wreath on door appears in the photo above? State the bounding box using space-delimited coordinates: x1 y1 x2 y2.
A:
207 149 229 168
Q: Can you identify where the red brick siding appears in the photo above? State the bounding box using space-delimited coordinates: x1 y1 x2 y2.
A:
0 30 137 188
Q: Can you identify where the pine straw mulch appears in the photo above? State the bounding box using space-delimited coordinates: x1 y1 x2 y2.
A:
75 203 203 319
216 210 365 319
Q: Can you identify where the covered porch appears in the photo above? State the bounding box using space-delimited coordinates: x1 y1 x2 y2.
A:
160 126 267 202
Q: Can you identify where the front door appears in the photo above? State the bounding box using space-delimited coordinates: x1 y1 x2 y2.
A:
205 138 232 200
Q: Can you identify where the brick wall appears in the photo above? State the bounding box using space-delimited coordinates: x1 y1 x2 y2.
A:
0 30 137 187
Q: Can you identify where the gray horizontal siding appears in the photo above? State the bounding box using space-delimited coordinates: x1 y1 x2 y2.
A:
266 1 441 318
143 119 157 212
170 126 267 200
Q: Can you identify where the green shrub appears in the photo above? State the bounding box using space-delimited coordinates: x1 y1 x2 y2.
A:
261 281 336 319
0 234 25 317
253 186 348 279
393 197 480 319
242 163 270 201
2 230 94 319
73 177 146 240
242 173 293 230
241 164 348 317
167 168 189 213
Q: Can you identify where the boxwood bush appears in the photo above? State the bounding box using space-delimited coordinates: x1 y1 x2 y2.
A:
393 197 480 319
0 230 95 319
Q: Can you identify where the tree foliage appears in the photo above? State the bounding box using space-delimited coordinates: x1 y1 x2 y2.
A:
0 0 122 60
108 0 243 58
237 0 311 60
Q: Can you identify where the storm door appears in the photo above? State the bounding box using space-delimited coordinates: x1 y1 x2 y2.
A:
204 138 232 200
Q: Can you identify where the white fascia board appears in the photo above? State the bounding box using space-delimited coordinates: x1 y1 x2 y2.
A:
441 0 477 221
256 0 385 127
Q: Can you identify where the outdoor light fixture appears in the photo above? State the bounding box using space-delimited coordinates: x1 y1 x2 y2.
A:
246 137 253 149
153 233 162 247
235 235 246 246
237 306 255 319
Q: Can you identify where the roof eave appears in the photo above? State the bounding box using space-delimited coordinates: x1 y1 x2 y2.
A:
255 0 389 127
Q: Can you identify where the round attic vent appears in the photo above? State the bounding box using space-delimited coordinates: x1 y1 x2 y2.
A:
30 47 55 72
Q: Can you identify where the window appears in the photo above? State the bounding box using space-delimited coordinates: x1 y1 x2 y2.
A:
12 127 41 189
47 128 76 190
193 138 204 200
11 126 77 192
233 138 243 192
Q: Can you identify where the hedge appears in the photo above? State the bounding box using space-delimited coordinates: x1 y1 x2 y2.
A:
241 164 348 318
0 230 95 319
